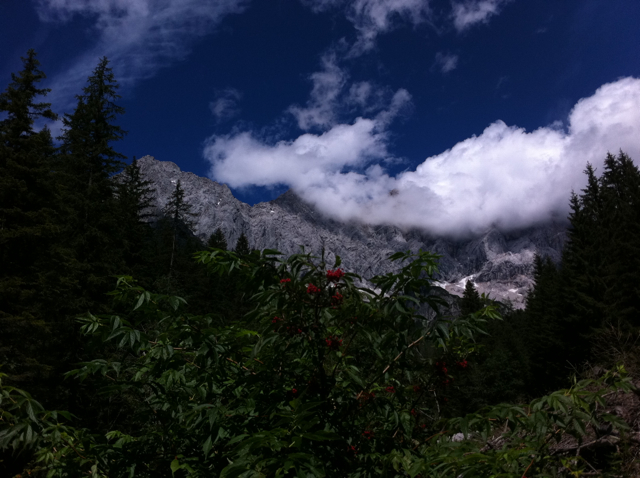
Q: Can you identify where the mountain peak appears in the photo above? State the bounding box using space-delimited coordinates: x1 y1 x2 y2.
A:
138 156 567 307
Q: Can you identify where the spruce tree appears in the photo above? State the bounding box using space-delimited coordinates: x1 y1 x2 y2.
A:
162 179 197 273
116 157 155 275
56 56 127 313
599 152 640 329
0 49 60 387
525 151 640 380
523 254 567 393
207 228 227 250
235 232 251 256
460 280 482 315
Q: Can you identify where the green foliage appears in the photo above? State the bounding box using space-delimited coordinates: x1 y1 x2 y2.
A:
445 309 532 416
1 250 635 477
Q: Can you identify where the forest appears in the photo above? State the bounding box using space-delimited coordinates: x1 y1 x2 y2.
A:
1 50 639 477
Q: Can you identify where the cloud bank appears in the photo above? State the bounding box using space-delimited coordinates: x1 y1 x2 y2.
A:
35 0 248 111
205 77 640 236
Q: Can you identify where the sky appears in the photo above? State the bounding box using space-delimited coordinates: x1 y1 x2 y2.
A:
2 0 640 236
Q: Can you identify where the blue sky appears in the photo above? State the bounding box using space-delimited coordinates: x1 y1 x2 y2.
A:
2 0 640 235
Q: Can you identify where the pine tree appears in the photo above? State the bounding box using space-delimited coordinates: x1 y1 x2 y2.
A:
599 152 640 329
207 228 227 250
561 153 640 350
163 180 197 273
524 151 640 381
460 280 482 315
56 56 128 313
0 49 60 387
234 232 251 256
524 254 567 393
116 157 155 274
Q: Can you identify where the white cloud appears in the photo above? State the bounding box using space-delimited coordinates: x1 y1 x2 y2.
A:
206 118 388 188
302 0 431 53
434 52 459 73
451 0 511 32
210 88 242 123
289 53 347 130
289 53 411 130
204 77 640 236
35 0 248 111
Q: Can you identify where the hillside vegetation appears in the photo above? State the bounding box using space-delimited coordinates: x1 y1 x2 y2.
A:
2 50 639 477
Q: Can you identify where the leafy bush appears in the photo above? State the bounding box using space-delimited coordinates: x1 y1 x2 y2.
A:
1 249 635 477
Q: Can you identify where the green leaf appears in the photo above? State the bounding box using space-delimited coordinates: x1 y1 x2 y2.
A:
133 291 148 311
203 435 213 456
170 458 180 474
301 430 341 441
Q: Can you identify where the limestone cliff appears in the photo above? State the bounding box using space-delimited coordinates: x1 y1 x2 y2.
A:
137 156 567 308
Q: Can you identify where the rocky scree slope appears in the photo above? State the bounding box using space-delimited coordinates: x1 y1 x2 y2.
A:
138 156 567 308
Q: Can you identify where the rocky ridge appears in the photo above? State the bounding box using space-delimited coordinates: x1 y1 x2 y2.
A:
137 156 568 308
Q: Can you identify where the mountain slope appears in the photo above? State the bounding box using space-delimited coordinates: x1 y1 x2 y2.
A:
137 156 567 307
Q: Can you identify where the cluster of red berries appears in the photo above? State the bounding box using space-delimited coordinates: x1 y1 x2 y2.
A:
271 316 282 324
359 391 376 406
331 292 343 305
385 385 395 393
325 336 343 350
435 361 448 374
362 430 374 440
326 268 345 282
456 360 469 369
306 284 321 294
286 326 303 335
280 278 291 285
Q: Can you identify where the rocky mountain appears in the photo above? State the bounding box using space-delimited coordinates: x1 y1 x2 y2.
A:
137 156 568 308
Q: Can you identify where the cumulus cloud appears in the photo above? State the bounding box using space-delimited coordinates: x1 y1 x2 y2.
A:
289 53 412 130
434 52 459 73
35 0 248 111
210 88 242 123
289 53 347 130
205 77 640 236
451 0 511 32
302 0 431 53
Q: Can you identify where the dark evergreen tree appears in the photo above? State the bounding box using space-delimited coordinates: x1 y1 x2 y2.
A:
207 228 227 250
162 179 197 273
0 49 59 388
599 152 640 329
523 254 567 393
561 154 640 358
56 56 127 314
235 232 251 256
460 280 482 315
524 151 640 384
116 157 155 275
